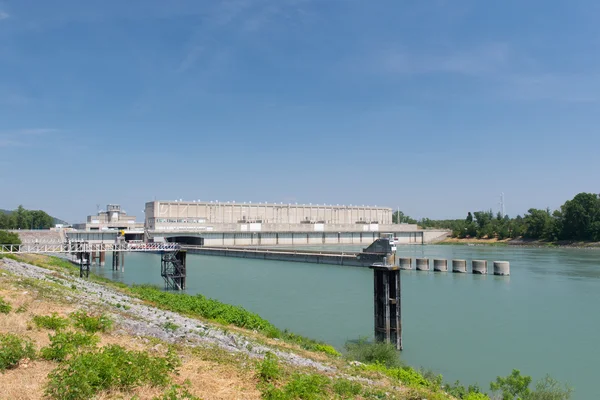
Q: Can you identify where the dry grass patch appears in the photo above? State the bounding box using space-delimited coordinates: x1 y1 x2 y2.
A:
0 359 56 400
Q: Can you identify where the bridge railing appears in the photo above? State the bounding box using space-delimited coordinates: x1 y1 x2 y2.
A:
0 242 180 254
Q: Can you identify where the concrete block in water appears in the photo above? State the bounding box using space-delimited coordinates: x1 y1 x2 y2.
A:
433 259 448 272
416 258 430 271
399 257 412 270
493 261 510 276
472 260 487 274
452 259 467 273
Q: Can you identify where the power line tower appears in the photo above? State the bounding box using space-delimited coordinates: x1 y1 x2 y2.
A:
499 193 505 218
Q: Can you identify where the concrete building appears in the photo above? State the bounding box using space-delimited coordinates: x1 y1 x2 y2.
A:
144 200 448 246
73 204 144 232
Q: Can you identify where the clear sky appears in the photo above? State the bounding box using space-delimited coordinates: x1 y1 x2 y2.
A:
1 0 599 223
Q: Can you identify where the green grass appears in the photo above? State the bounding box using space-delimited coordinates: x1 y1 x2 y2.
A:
0 333 36 372
40 331 100 361
129 284 340 357
258 352 281 382
163 321 180 331
70 310 113 333
151 382 201 400
32 313 70 331
0 296 12 314
45 344 180 400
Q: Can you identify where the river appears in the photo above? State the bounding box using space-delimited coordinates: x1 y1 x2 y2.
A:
91 245 600 399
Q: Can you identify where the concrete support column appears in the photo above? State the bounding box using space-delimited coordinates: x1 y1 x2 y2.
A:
493 261 510 276
433 259 448 272
472 260 487 274
452 259 467 273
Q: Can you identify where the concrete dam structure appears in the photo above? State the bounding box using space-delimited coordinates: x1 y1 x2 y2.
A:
144 200 449 246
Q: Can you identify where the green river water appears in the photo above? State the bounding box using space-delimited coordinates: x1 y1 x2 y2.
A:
92 245 600 399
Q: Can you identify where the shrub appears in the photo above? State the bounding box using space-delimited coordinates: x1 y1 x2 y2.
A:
40 331 99 361
0 297 12 314
70 310 113 333
332 378 362 397
490 370 572 400
32 313 70 331
0 333 36 371
258 352 281 382
45 345 180 400
344 337 401 368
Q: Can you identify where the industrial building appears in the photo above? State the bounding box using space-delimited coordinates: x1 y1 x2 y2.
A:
143 200 446 246
73 204 144 232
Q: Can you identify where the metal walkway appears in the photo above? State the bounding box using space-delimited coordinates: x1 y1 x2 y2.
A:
0 242 180 254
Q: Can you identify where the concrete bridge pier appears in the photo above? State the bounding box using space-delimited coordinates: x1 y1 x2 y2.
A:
99 251 105 266
452 259 467 273
416 258 430 271
433 259 448 272
472 260 488 274
493 261 510 276
398 257 412 270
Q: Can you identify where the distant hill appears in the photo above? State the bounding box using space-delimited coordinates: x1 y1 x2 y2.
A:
1 208 69 226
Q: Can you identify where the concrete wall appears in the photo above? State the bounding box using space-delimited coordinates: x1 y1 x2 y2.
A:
145 200 394 229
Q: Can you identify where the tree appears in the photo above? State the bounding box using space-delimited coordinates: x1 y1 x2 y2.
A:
523 208 553 240
0 230 21 245
392 211 417 224
559 193 600 240
466 212 473 223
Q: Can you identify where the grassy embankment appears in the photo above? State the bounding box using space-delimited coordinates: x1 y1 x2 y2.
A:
439 237 600 248
0 254 570 399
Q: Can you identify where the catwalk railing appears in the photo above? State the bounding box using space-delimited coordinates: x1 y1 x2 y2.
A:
0 242 180 254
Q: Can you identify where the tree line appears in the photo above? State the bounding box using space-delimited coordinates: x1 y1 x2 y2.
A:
0 205 55 230
395 192 600 242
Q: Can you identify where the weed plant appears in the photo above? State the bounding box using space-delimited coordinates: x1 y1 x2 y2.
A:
0 296 11 314
45 344 180 400
32 313 70 331
0 333 36 371
70 310 113 333
40 331 99 361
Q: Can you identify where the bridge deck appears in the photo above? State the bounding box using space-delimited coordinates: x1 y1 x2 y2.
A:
0 242 180 254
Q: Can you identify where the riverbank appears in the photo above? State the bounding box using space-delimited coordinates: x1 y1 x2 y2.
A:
439 237 600 249
0 254 488 400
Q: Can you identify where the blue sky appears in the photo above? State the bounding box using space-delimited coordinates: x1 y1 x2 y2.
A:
1 0 599 223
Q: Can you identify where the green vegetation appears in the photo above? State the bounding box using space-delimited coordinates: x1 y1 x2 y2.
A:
0 296 12 313
32 312 70 330
152 382 201 400
0 205 57 230
259 352 281 382
0 230 21 245
344 337 401 368
70 310 113 333
45 344 180 400
490 369 572 400
403 192 600 243
163 321 180 331
0 333 36 372
40 331 100 361
129 284 340 356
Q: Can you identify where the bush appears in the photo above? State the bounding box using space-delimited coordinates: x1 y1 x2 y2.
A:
32 313 70 331
40 331 99 361
70 310 113 333
490 370 572 400
332 378 362 397
344 337 401 368
258 352 281 382
0 297 11 314
45 345 180 400
0 333 36 371
0 230 21 246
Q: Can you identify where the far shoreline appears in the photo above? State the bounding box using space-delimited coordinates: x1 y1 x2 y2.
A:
438 237 600 249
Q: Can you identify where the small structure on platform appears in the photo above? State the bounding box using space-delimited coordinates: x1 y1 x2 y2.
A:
367 239 402 351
